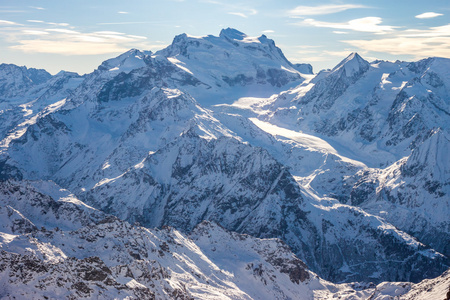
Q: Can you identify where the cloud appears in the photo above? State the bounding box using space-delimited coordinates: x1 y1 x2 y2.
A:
30 6 45 10
415 12 443 19
3 22 156 56
128 35 147 40
262 30 275 33
343 24 450 58
0 10 26 13
118 11 129 14
295 49 318 55
97 21 155 25
333 31 349 34
228 8 257 18
323 50 356 57
94 31 125 35
0 20 20 26
302 17 398 33
27 20 70 27
399 24 450 37
228 12 248 18
202 0 257 18
11 40 128 55
288 4 367 17
22 30 50 36
296 56 328 62
46 29 80 34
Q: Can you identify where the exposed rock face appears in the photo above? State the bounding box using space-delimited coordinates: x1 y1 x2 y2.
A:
0 181 319 299
259 54 450 273
348 129 450 257
0 180 448 299
0 64 52 99
293 63 313 75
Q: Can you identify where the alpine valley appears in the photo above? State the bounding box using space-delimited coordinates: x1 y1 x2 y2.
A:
0 28 449 299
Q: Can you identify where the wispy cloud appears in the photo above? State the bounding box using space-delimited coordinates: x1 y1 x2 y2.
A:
295 49 319 55
118 11 129 14
415 12 443 19
262 30 275 33
27 20 70 27
128 35 147 40
333 31 349 34
228 8 257 18
323 50 356 57
29 6 45 10
97 21 156 25
46 28 79 34
343 24 450 58
48 22 69 26
202 0 257 18
228 12 247 18
3 22 160 56
288 4 367 17
22 30 49 36
0 10 26 13
12 40 128 55
27 20 45 23
302 17 398 33
398 24 450 37
94 31 125 35
0 20 21 26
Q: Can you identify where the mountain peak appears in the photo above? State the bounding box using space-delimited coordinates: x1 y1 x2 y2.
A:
97 48 149 74
219 28 247 40
332 52 369 77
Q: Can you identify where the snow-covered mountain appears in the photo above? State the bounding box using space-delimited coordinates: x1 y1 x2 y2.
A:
348 129 450 257
1 180 448 299
0 64 52 99
0 28 449 297
232 52 450 263
263 54 450 166
0 65 83 153
154 28 311 104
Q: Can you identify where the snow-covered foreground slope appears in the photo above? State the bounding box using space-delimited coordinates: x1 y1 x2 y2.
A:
0 180 348 299
1 180 449 300
0 28 449 293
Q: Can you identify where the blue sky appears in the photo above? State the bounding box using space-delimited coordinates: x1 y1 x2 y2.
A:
1 0 449 74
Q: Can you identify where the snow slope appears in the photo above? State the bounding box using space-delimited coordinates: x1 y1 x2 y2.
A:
155 28 310 105
1 180 448 300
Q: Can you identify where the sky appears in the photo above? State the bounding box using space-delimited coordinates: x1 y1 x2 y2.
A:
0 0 449 74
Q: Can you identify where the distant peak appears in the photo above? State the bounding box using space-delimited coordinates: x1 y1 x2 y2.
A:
338 52 365 66
219 28 247 40
332 52 369 76
347 52 361 59
122 48 146 57
97 48 148 73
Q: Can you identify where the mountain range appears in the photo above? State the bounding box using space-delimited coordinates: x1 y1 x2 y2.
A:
0 28 449 299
